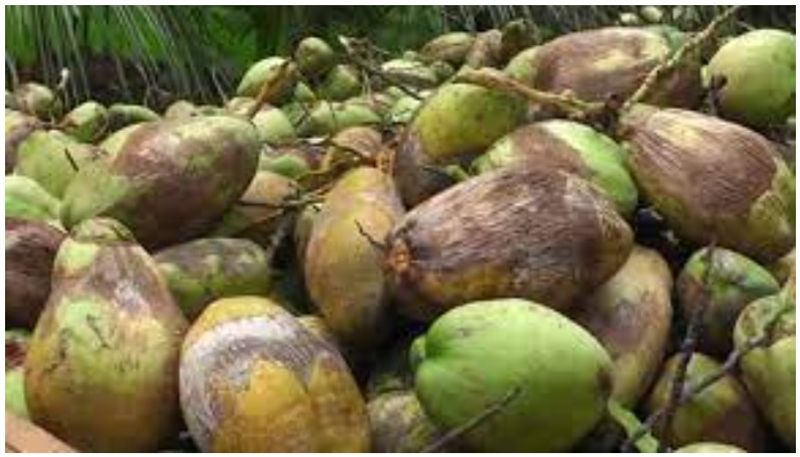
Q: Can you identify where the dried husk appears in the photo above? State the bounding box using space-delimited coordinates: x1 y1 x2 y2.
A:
385 167 633 321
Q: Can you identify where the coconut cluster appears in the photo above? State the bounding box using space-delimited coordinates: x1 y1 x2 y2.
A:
4 13 796 453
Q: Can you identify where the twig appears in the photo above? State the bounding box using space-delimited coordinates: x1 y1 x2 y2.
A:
422 386 522 453
354 220 388 254
621 255 792 452
339 36 423 100
63 148 79 172
237 194 322 211
452 67 602 118
246 61 293 120
657 242 717 451
621 5 742 113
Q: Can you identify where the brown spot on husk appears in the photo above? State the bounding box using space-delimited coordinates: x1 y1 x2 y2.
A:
5 116 41 173
6 218 66 329
502 124 590 175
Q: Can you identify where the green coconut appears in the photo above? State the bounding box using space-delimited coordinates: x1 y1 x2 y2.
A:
707 29 795 128
259 147 312 179
734 292 795 448
368 390 441 452
317 64 362 101
429 60 455 83
6 329 31 419
676 442 746 453
61 115 260 249
294 36 336 78
305 167 405 348
13 82 62 120
769 248 795 285
621 105 795 263
5 175 62 226
164 100 200 119
236 57 299 104
154 238 271 321
179 296 369 452
420 32 476 66
24 218 188 451
394 81 526 206
388 94 424 124
60 101 109 142
510 27 701 107
677 247 780 357
296 101 381 137
107 104 160 131
226 97 297 145
413 298 613 452
571 246 673 408
473 119 638 217
293 80 317 103
644 353 766 451
5 109 42 173
381 59 439 89
14 130 106 198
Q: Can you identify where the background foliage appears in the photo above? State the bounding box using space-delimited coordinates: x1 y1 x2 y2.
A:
5 5 795 109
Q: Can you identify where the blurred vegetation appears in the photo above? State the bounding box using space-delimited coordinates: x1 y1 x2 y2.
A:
5 5 795 108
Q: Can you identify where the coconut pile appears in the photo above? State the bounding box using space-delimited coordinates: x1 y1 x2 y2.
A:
4 8 797 453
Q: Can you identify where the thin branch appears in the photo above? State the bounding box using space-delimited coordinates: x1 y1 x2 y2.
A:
658 242 717 451
452 67 602 118
422 386 522 453
246 60 293 120
339 36 423 100
354 220 388 254
621 5 742 113
63 148 79 172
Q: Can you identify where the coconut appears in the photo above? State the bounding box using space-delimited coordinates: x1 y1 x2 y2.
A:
511 27 701 107
154 238 271 321
60 101 109 142
164 99 200 119
464 29 503 69
226 97 297 145
24 218 188 451
61 115 260 249
6 218 66 329
293 80 317 103
413 298 613 452
677 247 780 357
500 20 537 62
504 46 539 84
107 104 160 131
644 353 766 451
14 130 106 198
571 246 673 407
179 296 369 452
236 57 299 104
368 390 441 452
420 32 475 66
707 29 795 128
734 293 795 448
621 106 795 263
305 167 405 348
676 442 746 453
473 119 638 217
429 60 455 83
296 101 381 137
212 169 301 247
317 64 362 101
385 167 633 321
294 202 323 267
381 59 439 89
13 83 62 120
769 248 795 285
259 148 311 180
5 109 42 173
388 94 424 124
6 329 31 419
295 36 336 79
5 176 61 226
394 81 526 206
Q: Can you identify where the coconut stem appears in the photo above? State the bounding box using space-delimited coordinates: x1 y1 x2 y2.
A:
246 60 293 120
620 5 743 113
422 386 522 453
620 255 793 452
452 67 603 118
340 36 424 100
